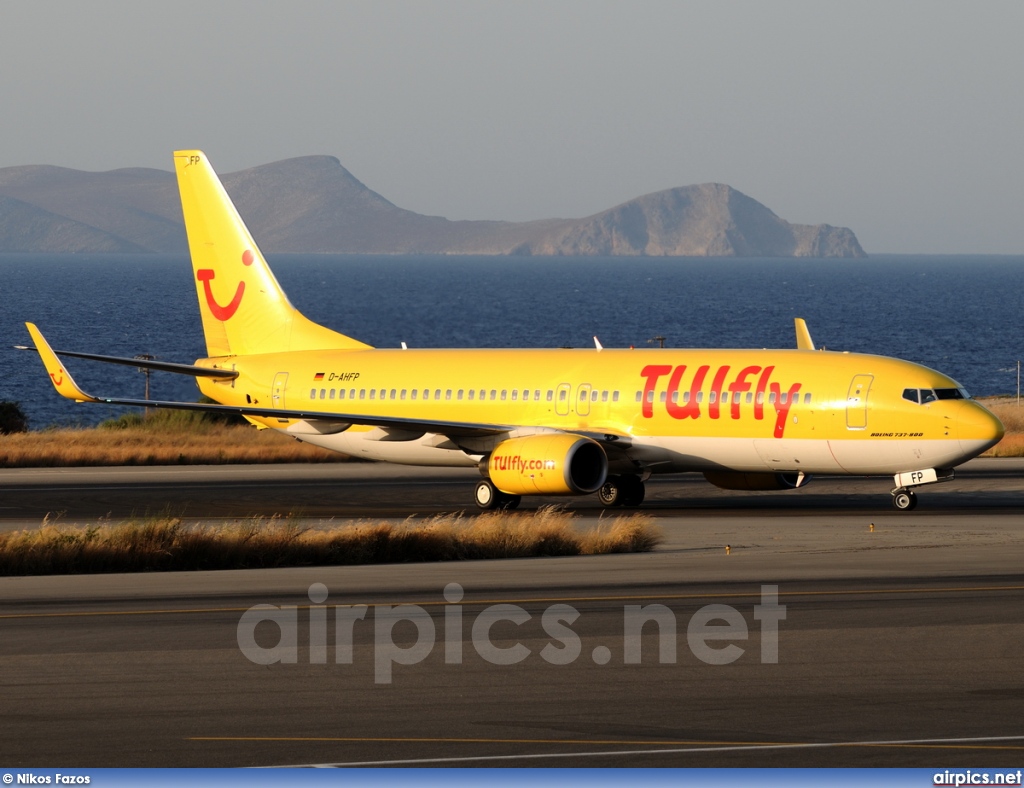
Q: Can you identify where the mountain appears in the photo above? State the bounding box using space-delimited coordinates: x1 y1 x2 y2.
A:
0 157 865 257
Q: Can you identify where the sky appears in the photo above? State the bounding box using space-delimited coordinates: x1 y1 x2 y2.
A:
1 0 1022 254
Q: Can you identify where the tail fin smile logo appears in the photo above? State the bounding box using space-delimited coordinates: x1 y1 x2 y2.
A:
196 250 254 321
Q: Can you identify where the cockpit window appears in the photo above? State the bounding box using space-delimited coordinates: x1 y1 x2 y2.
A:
903 387 969 405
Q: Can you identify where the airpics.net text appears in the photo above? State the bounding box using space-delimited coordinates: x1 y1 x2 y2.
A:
236 583 786 684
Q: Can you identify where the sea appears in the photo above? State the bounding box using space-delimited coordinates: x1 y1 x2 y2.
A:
2 253 1023 429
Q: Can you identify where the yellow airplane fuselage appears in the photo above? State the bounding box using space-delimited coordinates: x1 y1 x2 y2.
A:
199 346 1000 476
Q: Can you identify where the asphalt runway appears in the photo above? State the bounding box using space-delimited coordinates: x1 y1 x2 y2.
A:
0 457 1022 525
0 458 1022 767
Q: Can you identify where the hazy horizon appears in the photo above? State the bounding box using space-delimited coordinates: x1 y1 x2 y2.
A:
2 1 1022 254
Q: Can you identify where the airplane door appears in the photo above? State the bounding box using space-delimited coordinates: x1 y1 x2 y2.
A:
272 372 288 409
555 383 571 416
576 384 592 416
846 374 873 429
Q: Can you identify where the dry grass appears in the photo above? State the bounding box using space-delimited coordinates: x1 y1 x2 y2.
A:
0 419 344 467
979 397 1024 457
0 508 662 575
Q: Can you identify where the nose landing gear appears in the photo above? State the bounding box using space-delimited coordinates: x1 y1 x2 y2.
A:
890 467 954 511
891 489 918 511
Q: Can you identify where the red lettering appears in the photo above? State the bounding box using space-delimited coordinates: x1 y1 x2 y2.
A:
640 365 672 418
754 366 775 420
680 365 710 419
708 366 731 419
665 365 688 418
728 366 761 420
771 382 803 439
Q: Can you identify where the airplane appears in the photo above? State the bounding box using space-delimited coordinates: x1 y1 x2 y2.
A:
22 150 1004 512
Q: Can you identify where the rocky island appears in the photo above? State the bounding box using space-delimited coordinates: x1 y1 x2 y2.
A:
0 156 865 257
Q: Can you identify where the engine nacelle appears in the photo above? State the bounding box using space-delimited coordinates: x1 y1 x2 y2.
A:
488 434 608 496
703 471 812 491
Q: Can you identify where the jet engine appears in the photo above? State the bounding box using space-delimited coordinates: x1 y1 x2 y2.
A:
488 434 608 496
703 471 812 491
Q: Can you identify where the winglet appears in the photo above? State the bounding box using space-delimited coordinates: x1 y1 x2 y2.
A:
794 318 815 351
24 323 99 403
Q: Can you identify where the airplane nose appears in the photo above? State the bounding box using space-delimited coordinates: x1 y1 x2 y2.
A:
957 401 1004 456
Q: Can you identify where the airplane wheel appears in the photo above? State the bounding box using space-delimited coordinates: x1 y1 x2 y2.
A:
475 480 498 510
496 492 521 511
892 489 918 511
598 476 624 507
619 475 646 508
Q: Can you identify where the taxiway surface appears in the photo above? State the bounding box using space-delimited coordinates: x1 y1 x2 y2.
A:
0 459 1021 767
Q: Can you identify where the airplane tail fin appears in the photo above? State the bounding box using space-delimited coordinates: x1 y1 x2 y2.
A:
173 150 371 358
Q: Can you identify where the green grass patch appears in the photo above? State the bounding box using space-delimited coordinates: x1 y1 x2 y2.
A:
0 508 662 575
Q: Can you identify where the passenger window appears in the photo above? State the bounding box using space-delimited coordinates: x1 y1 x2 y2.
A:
501 390 507 400
339 389 346 400
803 393 811 404
480 390 486 401
446 389 452 400
721 392 729 403
756 392 764 405
411 390 418 400
320 388 326 399
709 392 717 404
592 391 598 402
435 389 442 400
534 390 541 400
359 389 366 400
390 389 397 399
659 392 667 403
646 391 654 403
467 390 474 401
330 389 335 400
780 393 787 404
559 390 567 401
491 390 497 400
512 390 518 401
349 389 355 399
612 391 619 402
422 390 429 400
546 390 553 402
635 391 642 402
746 392 753 404
457 390 464 400
696 392 703 403
683 392 691 403
602 391 608 402
768 392 776 404
310 388 316 399
369 390 375 400
400 390 407 400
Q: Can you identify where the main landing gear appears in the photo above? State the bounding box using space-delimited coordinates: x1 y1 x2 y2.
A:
597 474 646 508
474 479 521 511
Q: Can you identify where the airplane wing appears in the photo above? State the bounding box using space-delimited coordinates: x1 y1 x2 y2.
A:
20 322 561 440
